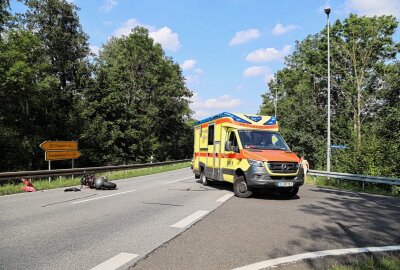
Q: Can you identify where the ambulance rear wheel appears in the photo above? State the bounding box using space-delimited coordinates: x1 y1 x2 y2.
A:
233 175 252 198
200 171 210 186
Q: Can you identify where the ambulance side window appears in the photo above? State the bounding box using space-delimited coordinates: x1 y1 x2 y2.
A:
228 132 238 149
208 125 214 145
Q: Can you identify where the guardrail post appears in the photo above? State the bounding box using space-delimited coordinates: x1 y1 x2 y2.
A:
362 181 365 191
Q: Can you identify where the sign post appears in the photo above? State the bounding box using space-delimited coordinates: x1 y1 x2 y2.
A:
40 141 80 182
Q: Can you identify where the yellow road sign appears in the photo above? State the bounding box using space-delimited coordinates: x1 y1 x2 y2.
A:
40 141 78 151
45 150 81 161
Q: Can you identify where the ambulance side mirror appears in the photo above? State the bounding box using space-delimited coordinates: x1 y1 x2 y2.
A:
225 141 232 151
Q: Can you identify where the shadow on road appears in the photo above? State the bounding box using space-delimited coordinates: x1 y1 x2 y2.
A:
279 187 400 269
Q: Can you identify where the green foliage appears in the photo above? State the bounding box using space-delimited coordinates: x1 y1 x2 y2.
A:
260 14 400 177
329 255 400 270
80 27 193 166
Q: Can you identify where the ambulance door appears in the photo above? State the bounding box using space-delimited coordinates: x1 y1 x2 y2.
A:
223 130 241 183
206 124 215 179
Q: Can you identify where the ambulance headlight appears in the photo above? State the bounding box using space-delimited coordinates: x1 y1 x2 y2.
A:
248 159 264 167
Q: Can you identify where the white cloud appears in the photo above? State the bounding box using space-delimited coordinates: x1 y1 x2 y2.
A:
243 66 268 77
149 27 181 52
246 45 291 63
90 45 100 56
229 28 260 45
185 68 204 85
243 66 274 83
181 59 197 70
345 0 400 17
100 0 117 12
191 94 241 110
112 19 181 52
112 19 145 37
272 23 299 35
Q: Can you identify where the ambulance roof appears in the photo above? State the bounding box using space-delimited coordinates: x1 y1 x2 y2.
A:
194 112 278 129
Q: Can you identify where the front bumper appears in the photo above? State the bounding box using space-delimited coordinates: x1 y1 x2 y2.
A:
245 164 304 188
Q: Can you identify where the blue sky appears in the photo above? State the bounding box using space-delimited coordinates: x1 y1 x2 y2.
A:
11 0 400 120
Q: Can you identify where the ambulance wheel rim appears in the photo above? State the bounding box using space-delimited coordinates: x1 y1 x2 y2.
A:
238 181 248 193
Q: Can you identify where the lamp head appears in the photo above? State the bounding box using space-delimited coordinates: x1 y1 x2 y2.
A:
324 6 331 15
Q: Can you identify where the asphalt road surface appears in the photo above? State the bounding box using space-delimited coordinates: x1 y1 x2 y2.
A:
131 180 400 270
0 168 232 270
1 168 399 270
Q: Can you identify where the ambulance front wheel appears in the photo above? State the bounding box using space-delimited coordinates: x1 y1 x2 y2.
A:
233 175 252 198
200 171 210 186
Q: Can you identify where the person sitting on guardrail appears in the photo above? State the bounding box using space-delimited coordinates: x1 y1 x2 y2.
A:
300 156 309 181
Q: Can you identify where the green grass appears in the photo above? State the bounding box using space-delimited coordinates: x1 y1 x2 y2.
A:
0 162 190 196
306 175 400 197
330 255 400 270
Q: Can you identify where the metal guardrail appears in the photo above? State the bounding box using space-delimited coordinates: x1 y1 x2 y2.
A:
0 159 191 181
308 170 400 186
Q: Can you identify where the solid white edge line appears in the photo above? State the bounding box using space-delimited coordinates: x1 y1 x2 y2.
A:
171 210 209 228
231 245 400 270
71 190 136 204
166 176 193 184
90 252 138 270
217 194 234 202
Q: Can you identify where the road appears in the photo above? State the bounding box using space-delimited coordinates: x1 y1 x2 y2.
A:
0 168 232 270
1 168 399 270
131 179 400 270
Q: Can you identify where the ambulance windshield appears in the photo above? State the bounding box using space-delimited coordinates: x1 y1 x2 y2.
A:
238 130 290 151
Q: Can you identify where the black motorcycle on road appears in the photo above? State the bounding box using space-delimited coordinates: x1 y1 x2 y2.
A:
80 173 117 190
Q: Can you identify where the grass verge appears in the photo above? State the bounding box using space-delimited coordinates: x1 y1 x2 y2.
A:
306 175 400 197
0 162 190 196
330 254 400 270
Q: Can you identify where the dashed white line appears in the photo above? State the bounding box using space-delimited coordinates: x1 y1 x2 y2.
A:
90 252 138 270
166 176 193 184
171 210 209 228
71 190 136 204
231 245 400 270
217 194 234 202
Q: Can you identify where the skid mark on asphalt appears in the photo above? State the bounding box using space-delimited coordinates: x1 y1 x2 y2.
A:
41 194 98 207
231 245 400 270
90 252 138 270
142 202 184 207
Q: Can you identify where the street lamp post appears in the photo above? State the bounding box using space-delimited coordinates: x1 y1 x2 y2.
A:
274 87 277 118
324 6 331 172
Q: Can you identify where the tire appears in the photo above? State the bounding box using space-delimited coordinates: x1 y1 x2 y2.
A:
194 174 200 179
102 181 117 189
200 170 209 186
279 187 299 199
233 175 252 198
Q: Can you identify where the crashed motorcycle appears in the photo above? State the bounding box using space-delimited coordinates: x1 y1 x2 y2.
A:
80 173 117 190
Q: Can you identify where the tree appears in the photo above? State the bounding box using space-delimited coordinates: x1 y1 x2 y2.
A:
259 14 399 176
0 0 10 35
81 27 192 165
330 15 399 147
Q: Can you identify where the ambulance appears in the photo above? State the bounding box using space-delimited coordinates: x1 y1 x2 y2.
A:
192 112 304 198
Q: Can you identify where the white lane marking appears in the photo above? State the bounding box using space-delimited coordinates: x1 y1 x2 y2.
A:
231 245 400 270
217 194 234 202
166 176 193 184
90 252 138 270
171 210 209 228
71 190 136 204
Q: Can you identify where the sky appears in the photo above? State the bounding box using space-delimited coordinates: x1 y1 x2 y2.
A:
10 0 400 120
